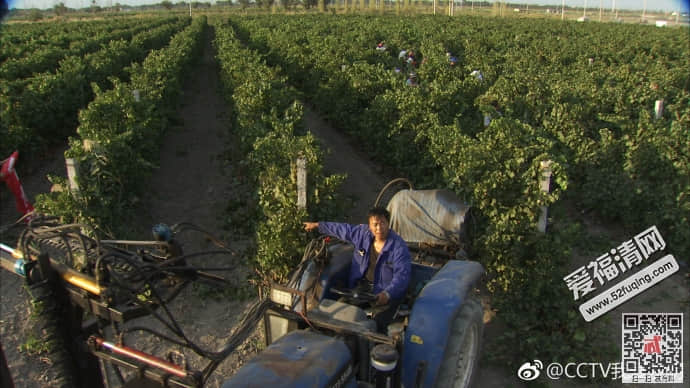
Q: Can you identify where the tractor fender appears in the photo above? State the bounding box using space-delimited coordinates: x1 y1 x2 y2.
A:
222 330 356 388
401 260 484 388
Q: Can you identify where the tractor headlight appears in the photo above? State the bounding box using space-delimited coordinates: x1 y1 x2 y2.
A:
270 288 293 308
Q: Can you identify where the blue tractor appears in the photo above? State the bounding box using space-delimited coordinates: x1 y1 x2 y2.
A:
0 179 483 388
223 179 485 388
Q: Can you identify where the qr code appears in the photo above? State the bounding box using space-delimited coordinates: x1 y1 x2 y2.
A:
622 313 683 383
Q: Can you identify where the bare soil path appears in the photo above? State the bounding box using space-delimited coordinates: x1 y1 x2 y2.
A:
302 105 389 223
131 26 233 243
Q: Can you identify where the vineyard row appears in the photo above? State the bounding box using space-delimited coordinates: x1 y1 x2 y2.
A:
36 16 206 236
1 17 190 158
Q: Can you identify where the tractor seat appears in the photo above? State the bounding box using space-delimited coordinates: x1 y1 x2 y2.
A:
309 299 377 332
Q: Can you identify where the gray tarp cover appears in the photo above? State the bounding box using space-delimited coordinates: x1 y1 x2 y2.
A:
387 189 470 247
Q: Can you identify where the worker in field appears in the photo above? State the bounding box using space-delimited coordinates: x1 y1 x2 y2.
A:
471 69 484 81
303 207 411 332
406 72 419 87
376 41 387 52
406 50 417 68
447 51 458 66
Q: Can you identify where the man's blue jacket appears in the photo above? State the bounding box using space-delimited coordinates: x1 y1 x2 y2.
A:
318 222 411 300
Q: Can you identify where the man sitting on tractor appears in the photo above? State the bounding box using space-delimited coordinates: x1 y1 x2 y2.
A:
304 207 411 332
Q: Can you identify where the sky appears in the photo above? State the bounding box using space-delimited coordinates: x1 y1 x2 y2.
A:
6 0 690 12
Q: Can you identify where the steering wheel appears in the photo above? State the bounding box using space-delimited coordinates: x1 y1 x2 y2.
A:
329 287 377 304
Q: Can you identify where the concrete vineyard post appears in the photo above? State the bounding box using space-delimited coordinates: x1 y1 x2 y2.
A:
655 99 664 119
65 158 79 192
297 155 306 210
538 160 553 233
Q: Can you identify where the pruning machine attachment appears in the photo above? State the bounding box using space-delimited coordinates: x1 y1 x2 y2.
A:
0 216 253 388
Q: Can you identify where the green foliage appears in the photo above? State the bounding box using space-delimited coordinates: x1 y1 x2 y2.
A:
53 2 68 17
231 13 688 369
10 13 686 372
19 333 53 355
238 0 251 9
36 17 206 237
28 9 43 21
484 222 618 368
214 21 344 283
0 18 175 81
0 17 189 158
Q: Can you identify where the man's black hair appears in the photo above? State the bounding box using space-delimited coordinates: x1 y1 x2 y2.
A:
367 206 390 222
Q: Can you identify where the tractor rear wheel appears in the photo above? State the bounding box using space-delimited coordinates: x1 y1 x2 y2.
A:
434 293 483 388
